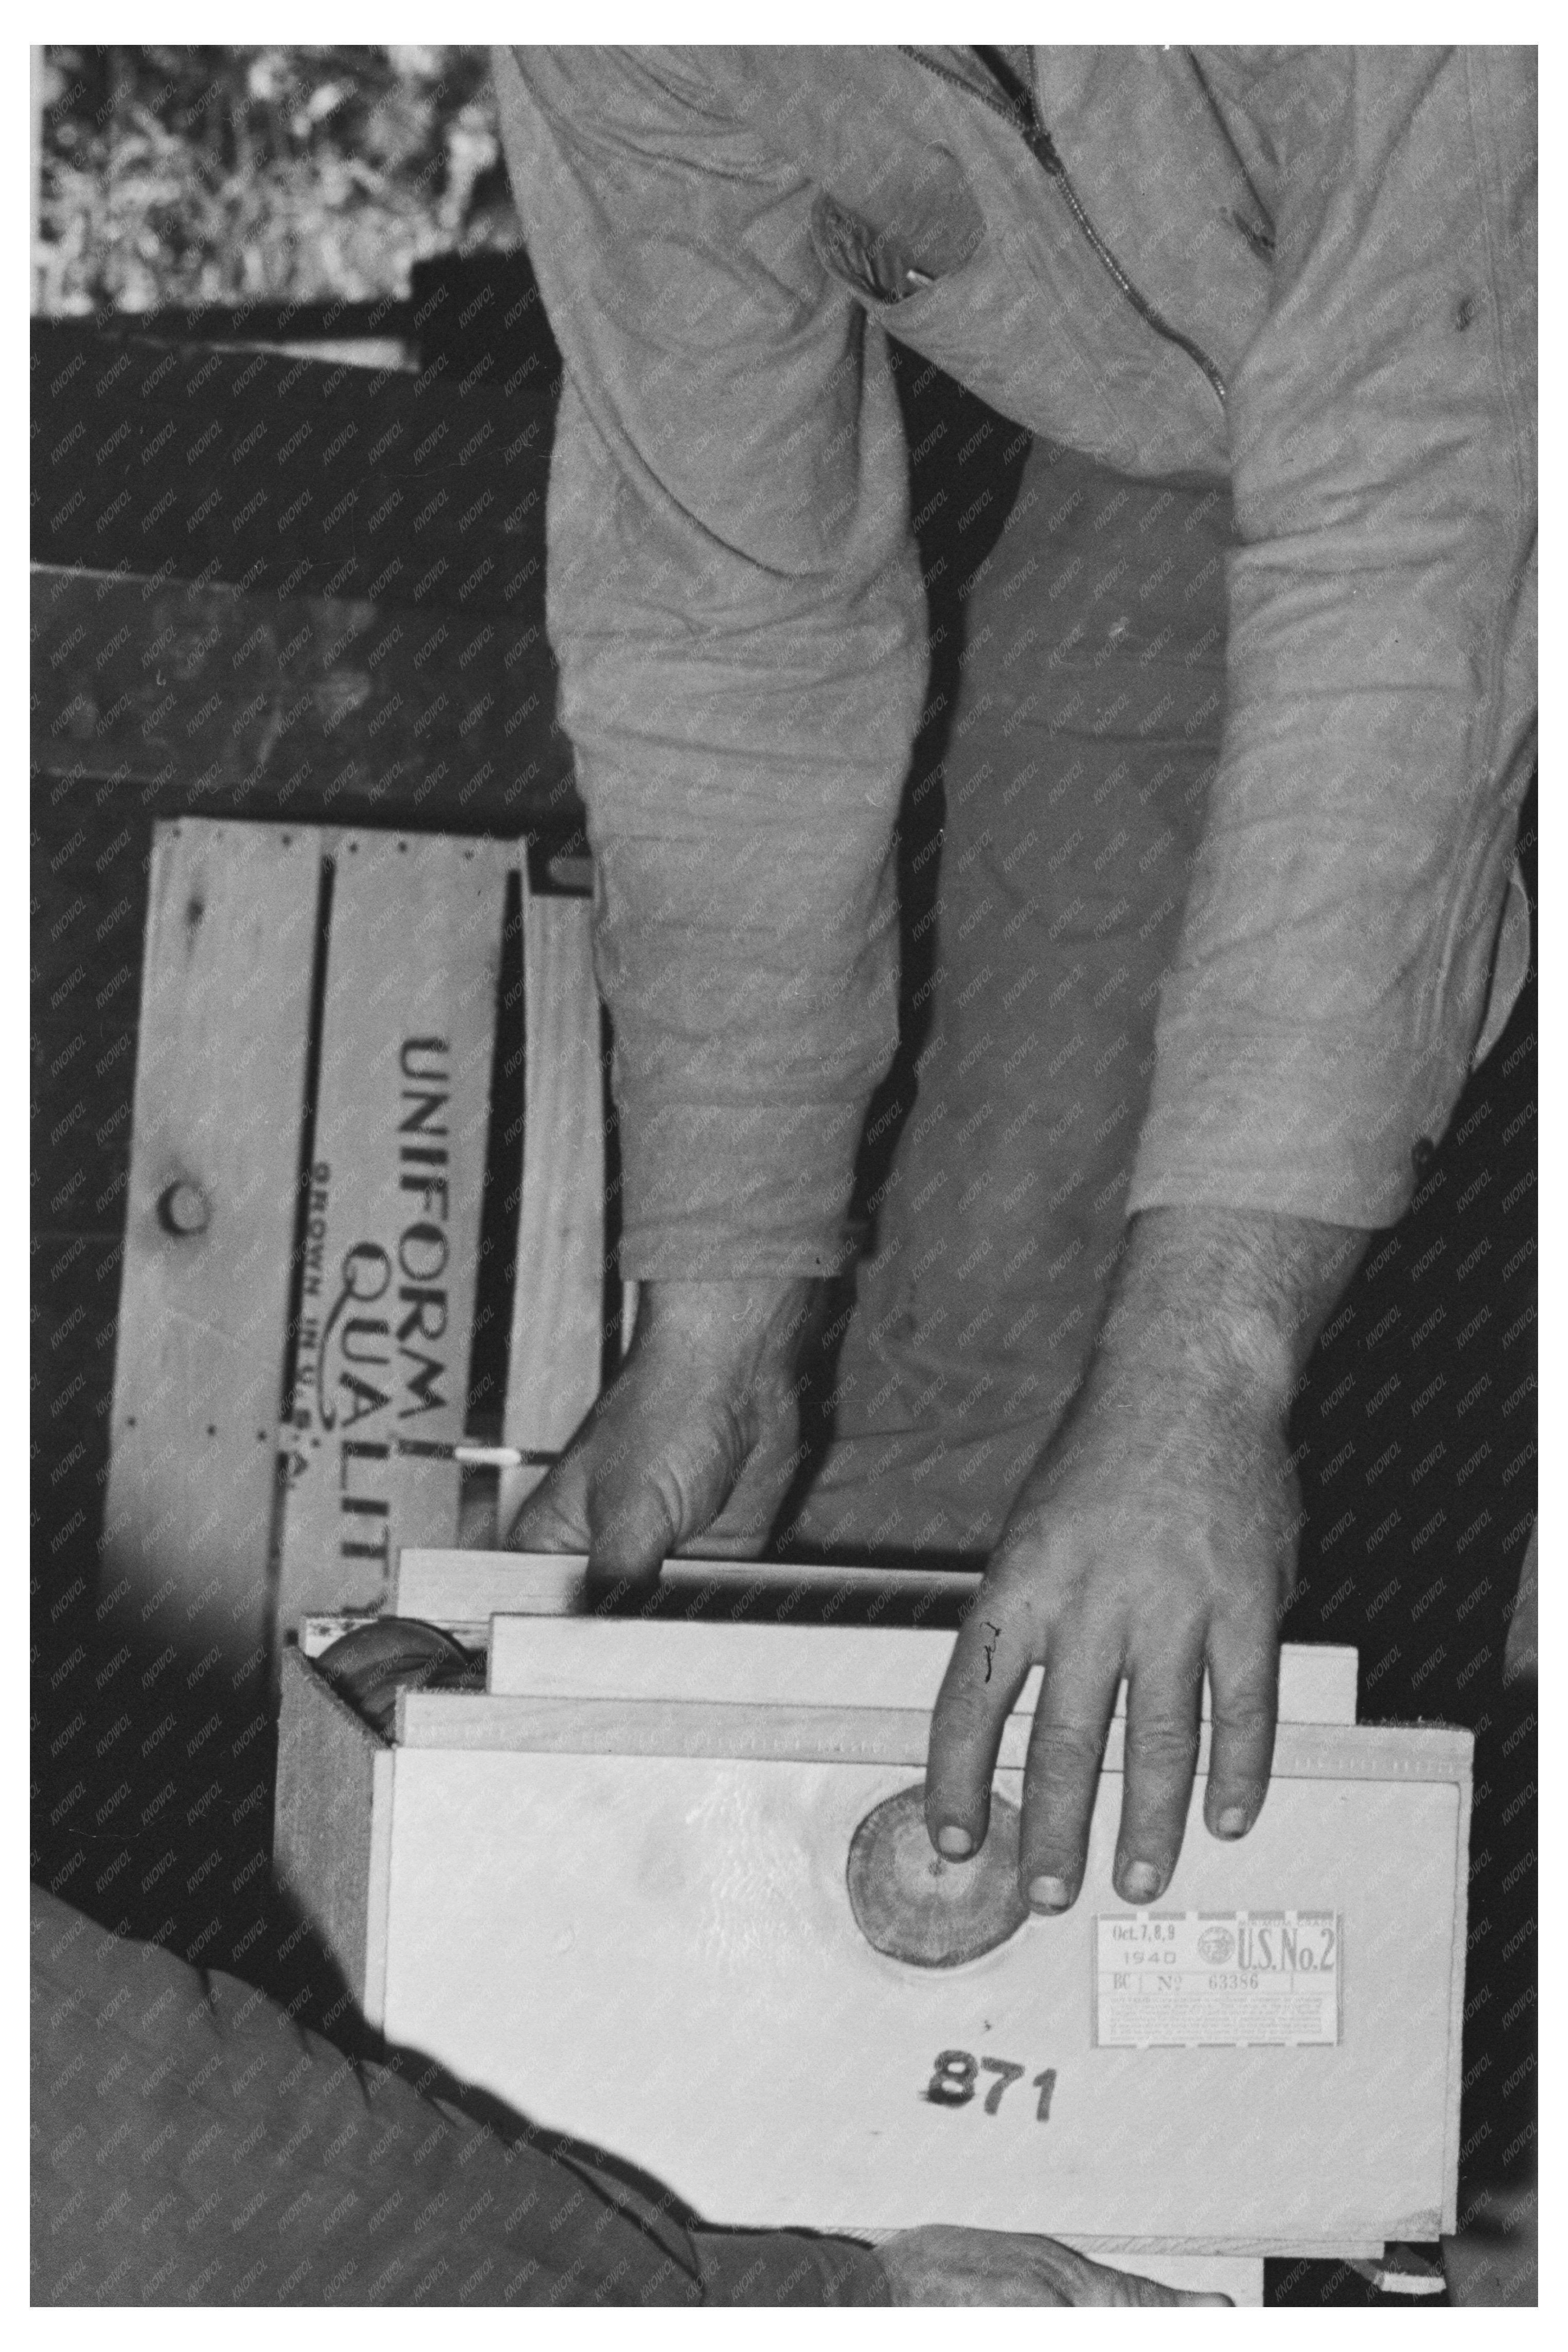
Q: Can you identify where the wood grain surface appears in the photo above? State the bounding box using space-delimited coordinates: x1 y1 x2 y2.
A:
101 819 318 1671
275 831 509 1624
497 890 607 1533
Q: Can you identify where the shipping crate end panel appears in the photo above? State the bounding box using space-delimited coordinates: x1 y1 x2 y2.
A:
378 1745 1465 2245
273 1647 392 2028
275 835 514 1627
102 821 321 1669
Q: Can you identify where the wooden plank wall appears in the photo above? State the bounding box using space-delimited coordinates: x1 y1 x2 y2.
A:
30 318 579 836
34 323 559 643
31 565 563 828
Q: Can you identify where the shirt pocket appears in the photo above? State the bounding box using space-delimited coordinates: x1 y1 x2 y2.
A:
808 176 1142 472
807 146 986 310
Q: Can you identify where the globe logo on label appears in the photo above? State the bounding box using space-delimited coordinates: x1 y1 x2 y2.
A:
1197 1926 1235 1966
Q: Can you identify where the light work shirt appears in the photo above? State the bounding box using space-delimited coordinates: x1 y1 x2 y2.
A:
494 45 1536 1276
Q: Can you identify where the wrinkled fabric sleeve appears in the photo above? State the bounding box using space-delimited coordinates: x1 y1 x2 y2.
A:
493 46 926 1277
1129 46 1536 1229
30 1885 890 2307
692 2228 892 2305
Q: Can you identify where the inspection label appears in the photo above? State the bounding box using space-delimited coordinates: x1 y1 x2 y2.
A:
1093 1910 1341 2048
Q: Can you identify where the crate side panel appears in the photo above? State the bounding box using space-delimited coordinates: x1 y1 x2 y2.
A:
101 819 319 1669
275 832 509 1622
273 1647 388 2021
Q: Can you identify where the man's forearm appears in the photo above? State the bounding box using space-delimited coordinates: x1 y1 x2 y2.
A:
1093 1205 1369 1420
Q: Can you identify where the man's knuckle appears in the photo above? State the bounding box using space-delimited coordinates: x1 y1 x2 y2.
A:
1026 1720 1103 1772
1125 1717 1201 1770
1211 1699 1273 1742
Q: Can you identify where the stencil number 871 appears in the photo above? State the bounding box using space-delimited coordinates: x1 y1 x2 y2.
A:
924 2051 1057 2118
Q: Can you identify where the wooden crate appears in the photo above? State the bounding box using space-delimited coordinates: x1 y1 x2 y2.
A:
276 1557 1469 2293
101 819 609 1676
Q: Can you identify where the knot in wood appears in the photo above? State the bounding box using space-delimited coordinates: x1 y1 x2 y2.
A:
157 1178 210 1237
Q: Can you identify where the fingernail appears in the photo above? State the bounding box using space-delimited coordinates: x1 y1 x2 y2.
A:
1122 1861 1162 1901
935 1825 974 1859
1027 1874 1071 1912
1216 1806 1249 1838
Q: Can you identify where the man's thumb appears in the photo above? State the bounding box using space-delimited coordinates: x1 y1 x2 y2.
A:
505 1455 591 1554
584 1469 682 1589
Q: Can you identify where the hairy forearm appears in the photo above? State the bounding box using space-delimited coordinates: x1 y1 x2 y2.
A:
1092 1205 1369 1419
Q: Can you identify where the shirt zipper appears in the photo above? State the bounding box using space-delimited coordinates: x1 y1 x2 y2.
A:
900 45 1228 410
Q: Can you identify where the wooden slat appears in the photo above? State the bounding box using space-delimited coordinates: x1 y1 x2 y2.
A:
101 819 318 1671
393 1548 981 1620
32 324 554 620
485 1619 1360 1723
498 891 606 1532
56 301 418 344
396 1692 1469 1781
275 832 511 1624
1440 1759 1473 2235
393 1691 990 1763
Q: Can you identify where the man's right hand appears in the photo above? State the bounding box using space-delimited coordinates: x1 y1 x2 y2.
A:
878 2227 1231 2306
504 1276 816 1583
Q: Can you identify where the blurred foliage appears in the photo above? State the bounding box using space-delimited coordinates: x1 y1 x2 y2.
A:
37 45 521 314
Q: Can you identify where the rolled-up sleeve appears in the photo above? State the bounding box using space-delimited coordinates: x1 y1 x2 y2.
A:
493 47 925 1278
1129 46 1536 1229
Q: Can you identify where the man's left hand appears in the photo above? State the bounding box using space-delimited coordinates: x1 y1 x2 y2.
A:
924 1205 1366 1910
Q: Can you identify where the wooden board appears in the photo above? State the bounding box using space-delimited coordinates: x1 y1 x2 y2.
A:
376 1736 1467 2245
30 567 573 828
273 1646 393 2021
101 820 318 1670
31 325 554 622
485 1618 1359 1724
498 893 606 1533
275 833 509 1624
394 1547 980 1622
394 1698 1462 1783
